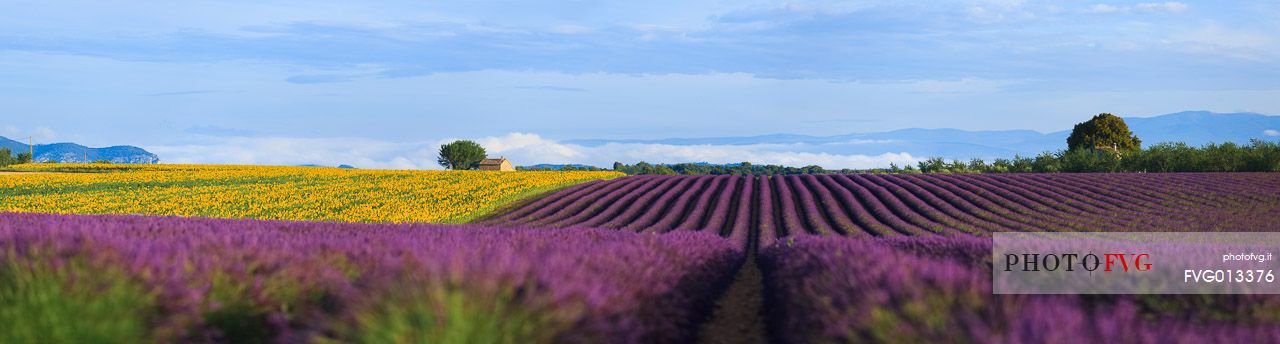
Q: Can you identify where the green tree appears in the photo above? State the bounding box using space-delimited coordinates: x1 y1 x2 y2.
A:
0 147 13 166
437 140 487 170
16 152 31 164
1066 113 1142 151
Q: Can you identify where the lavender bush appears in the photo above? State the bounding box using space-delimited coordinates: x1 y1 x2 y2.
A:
0 212 741 343
761 235 1280 344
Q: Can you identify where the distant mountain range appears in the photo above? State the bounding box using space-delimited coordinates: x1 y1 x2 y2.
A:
2 111 1276 167
0 137 159 164
566 111 1280 160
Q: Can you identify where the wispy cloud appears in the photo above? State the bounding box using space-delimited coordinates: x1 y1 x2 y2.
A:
286 74 357 84
35 127 56 141
1084 4 1122 14
0 1 1266 88
1136 2 1189 13
185 125 257 137
513 85 586 92
144 90 220 96
1083 2 1188 14
1 1 1277 145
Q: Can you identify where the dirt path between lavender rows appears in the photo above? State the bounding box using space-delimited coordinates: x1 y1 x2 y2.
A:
697 251 769 344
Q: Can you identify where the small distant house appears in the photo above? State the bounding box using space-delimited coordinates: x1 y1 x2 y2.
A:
479 157 515 171
1094 143 1122 157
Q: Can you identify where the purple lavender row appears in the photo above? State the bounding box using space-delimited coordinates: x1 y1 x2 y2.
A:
727 175 755 247
645 175 715 232
921 174 1079 231
942 173 1127 232
541 175 664 228
1023 173 1175 214
958 173 1165 232
824 175 924 235
1033 173 1280 232
629 176 711 233
771 176 808 236
986 174 1198 231
907 175 1066 231
993 174 1159 219
699 176 742 234
671 175 731 231
484 177 630 225
843 175 955 234
860 173 1001 233
519 175 654 228
755 176 780 248
808 174 880 236
1091 173 1252 209
589 177 685 229
799 175 864 236
783 175 836 235
880 175 1033 232
596 175 691 228
1 212 742 343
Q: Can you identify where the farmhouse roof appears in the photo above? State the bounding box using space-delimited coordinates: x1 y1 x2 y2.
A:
479 157 509 165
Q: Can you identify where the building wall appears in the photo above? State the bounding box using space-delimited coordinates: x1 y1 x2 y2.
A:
479 160 515 171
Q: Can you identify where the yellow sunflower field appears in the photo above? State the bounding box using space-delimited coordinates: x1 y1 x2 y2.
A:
0 164 621 223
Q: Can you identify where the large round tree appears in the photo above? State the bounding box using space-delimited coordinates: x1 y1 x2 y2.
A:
1066 113 1142 151
437 140 487 170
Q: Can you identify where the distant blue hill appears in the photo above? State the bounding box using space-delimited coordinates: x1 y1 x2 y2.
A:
0 136 159 164
299 164 357 169
566 111 1280 160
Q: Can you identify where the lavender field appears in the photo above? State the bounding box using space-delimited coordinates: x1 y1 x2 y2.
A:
6 172 1280 343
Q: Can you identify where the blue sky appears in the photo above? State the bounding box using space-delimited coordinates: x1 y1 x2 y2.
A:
2 1 1278 168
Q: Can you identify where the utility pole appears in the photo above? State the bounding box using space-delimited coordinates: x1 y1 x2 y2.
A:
21 136 32 162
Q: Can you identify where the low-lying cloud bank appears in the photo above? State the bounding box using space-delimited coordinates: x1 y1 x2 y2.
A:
148 133 920 170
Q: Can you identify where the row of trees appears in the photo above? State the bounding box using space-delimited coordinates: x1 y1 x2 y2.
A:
911 140 1280 173
0 148 33 167
605 139 1280 176
610 161 826 176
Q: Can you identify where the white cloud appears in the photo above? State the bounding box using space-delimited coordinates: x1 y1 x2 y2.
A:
2 125 18 137
148 136 438 169
1137 2 1188 13
1265 129 1280 137
1176 24 1277 60
1085 4 1121 14
548 24 593 34
147 132 922 170
1083 2 1186 14
35 127 56 141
